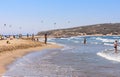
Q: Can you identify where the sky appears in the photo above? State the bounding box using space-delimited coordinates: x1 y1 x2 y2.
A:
0 0 120 35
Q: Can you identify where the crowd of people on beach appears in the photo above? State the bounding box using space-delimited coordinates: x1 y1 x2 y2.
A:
0 33 119 53
0 33 48 45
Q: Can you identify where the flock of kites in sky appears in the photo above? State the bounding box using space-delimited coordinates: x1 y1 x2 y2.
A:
3 20 71 30
3 24 22 30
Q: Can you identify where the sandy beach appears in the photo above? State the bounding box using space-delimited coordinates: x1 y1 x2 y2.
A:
0 39 61 76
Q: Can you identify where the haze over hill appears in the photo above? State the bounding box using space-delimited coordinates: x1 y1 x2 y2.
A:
37 23 120 37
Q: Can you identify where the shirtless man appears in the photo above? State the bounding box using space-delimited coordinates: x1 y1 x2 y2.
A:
114 40 119 53
45 33 47 44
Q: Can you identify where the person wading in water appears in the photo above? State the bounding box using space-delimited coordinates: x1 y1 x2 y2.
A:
84 37 86 44
114 40 119 53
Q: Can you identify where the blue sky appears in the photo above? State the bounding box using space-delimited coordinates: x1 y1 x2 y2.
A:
0 0 120 35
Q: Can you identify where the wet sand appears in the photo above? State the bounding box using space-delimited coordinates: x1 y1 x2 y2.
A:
0 39 61 76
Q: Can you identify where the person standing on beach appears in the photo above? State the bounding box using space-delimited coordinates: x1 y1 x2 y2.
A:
114 40 119 53
32 34 35 41
27 33 29 38
45 33 47 44
84 37 86 44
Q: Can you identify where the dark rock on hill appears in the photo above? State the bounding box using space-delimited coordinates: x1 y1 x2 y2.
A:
37 23 120 37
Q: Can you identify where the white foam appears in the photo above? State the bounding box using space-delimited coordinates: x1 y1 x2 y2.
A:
113 36 120 39
90 42 100 44
96 37 115 43
61 45 72 51
60 38 67 40
103 43 113 46
73 41 79 43
47 38 55 41
70 36 82 40
97 49 120 62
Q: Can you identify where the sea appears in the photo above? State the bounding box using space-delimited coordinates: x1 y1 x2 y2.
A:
3 36 120 77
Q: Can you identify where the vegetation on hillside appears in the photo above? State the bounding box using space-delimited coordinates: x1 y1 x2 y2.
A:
37 23 120 37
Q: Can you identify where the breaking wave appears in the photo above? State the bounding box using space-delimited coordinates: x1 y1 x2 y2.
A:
97 49 120 62
96 37 115 43
103 43 113 46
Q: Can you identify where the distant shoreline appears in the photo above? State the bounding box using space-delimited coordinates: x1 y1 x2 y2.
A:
46 35 120 38
82 35 120 37
0 39 61 77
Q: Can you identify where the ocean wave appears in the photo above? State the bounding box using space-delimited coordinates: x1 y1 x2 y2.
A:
97 49 120 62
90 42 101 45
61 45 73 51
47 38 56 41
60 37 73 41
113 36 120 39
96 37 115 43
60 38 68 40
72 40 80 43
103 43 113 46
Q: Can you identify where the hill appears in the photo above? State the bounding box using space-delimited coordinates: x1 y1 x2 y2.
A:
37 23 120 37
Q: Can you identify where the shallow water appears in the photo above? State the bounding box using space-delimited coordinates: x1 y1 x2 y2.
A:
3 36 120 77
